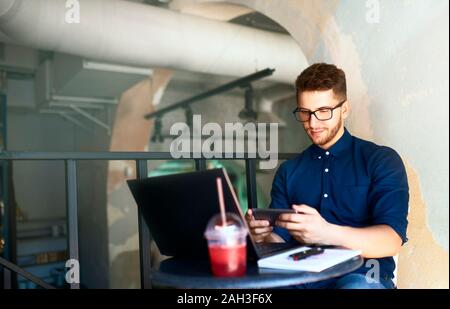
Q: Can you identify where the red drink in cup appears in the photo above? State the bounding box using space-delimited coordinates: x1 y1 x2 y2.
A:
208 243 246 277
204 213 247 277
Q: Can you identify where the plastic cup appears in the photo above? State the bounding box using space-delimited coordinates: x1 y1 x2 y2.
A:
204 213 247 277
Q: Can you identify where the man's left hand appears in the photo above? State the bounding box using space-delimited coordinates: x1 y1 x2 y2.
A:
275 204 334 245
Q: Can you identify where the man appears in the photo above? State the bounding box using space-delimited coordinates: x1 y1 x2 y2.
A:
245 63 409 289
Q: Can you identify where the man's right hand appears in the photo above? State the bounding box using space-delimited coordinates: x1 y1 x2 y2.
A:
245 209 273 243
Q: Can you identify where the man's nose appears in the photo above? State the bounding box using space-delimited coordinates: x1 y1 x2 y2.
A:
308 113 320 127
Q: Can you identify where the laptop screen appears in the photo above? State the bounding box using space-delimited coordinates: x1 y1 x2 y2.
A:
127 168 257 259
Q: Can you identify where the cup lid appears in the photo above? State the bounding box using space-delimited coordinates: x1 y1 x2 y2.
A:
204 212 247 239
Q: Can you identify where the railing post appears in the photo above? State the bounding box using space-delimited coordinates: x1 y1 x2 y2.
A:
136 160 152 289
2 159 18 287
65 159 80 289
245 159 257 209
195 159 206 171
3 267 11 289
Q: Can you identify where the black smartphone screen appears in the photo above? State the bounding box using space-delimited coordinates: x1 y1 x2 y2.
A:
252 209 296 225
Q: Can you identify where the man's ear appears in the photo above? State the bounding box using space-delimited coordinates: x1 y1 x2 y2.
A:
342 100 350 119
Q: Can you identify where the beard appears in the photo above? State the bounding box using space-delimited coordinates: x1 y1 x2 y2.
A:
306 116 342 146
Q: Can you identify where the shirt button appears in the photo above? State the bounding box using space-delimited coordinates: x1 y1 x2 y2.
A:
323 193 328 198
325 151 330 156
324 168 329 173
318 156 321 159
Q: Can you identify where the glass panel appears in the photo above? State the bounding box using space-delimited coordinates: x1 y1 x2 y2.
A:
106 159 195 289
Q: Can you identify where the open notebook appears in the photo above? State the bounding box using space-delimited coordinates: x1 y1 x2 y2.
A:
257 246 361 273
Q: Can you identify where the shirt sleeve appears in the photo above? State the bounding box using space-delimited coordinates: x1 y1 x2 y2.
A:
368 147 409 244
268 162 293 243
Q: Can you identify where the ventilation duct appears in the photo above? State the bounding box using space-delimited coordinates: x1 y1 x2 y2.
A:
0 0 308 84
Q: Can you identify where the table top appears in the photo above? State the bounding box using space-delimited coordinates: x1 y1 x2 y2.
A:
150 255 364 289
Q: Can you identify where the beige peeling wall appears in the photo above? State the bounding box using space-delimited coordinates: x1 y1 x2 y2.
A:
222 0 449 288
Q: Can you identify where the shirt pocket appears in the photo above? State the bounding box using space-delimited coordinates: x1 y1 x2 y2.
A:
338 185 370 224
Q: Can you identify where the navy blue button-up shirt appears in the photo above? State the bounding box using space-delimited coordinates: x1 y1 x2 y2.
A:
270 128 409 279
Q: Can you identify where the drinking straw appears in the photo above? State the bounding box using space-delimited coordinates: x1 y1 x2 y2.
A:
216 177 227 227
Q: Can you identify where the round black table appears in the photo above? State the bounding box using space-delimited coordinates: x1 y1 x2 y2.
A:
150 256 363 289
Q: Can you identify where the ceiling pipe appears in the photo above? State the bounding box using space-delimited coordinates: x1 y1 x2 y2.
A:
0 0 308 84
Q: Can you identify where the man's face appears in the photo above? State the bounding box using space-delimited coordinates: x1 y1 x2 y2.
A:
297 89 349 149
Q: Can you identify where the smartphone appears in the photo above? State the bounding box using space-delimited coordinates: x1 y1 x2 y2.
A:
289 247 324 261
252 208 296 226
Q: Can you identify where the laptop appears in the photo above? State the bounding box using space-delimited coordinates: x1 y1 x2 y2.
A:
126 168 301 262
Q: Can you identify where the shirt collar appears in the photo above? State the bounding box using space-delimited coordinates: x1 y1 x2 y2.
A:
309 127 352 159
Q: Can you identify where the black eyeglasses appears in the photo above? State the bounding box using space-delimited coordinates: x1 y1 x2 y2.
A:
293 100 346 122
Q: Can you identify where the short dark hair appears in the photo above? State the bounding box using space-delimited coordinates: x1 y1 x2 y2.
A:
295 63 347 101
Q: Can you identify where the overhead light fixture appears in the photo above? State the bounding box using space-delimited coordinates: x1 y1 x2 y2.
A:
151 117 164 143
238 84 257 121
83 60 153 76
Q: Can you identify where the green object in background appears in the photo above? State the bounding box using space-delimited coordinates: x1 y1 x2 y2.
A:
147 160 268 214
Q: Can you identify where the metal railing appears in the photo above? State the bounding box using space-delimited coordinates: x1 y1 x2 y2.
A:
0 151 297 289
0 256 55 289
